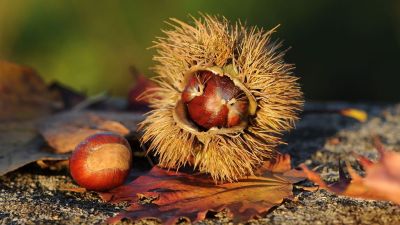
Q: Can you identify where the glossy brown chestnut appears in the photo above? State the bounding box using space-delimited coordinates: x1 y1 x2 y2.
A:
182 70 249 129
69 132 132 191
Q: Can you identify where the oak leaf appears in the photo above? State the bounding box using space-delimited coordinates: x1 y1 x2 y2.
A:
301 138 400 204
100 154 305 224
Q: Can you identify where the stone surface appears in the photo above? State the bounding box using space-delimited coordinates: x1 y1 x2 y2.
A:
1 102 400 225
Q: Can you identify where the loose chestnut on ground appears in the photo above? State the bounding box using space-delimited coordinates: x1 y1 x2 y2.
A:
69 132 132 191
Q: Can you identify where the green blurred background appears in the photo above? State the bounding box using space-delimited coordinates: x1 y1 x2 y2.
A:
1 0 399 101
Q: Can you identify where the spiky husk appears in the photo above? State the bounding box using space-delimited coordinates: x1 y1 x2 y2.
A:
139 15 303 182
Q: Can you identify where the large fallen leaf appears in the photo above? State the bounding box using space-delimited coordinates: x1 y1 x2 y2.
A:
0 60 66 175
0 60 61 120
38 110 145 153
0 123 68 175
100 154 305 224
301 138 400 204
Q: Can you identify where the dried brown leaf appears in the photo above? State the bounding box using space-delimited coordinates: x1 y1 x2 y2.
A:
0 124 68 175
257 152 292 173
301 138 400 204
100 154 305 224
0 60 61 120
0 60 66 175
38 110 144 153
36 159 69 171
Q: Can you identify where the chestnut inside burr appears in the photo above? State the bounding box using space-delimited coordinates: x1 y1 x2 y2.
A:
180 70 250 130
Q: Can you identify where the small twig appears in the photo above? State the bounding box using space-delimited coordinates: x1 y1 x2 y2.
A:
72 91 109 111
